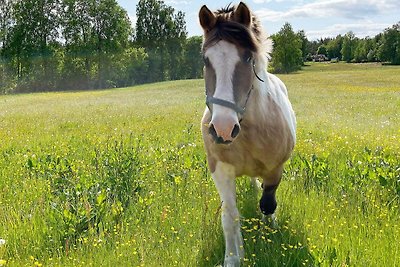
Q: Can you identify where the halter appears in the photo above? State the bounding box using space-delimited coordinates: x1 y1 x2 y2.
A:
205 59 265 119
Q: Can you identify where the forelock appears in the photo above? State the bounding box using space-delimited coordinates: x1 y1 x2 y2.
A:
202 4 264 53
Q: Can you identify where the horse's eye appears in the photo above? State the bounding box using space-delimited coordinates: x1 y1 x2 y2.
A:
243 51 252 64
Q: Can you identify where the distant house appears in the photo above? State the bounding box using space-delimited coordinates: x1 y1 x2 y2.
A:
311 54 329 62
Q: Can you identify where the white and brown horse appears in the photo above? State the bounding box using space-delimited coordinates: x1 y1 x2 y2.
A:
199 2 296 266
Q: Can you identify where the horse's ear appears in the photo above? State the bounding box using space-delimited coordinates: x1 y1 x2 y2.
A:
234 2 252 27
199 5 216 32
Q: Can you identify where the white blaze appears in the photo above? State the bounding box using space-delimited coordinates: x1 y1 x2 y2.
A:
205 41 241 140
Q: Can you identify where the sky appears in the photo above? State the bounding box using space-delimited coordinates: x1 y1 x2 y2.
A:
117 0 400 40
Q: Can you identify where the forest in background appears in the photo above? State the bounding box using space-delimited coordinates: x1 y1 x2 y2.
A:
0 0 203 94
0 0 399 94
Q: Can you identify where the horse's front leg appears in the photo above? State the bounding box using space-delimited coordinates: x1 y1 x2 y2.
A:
212 161 243 267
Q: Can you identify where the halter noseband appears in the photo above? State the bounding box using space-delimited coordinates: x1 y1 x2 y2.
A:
205 60 264 119
206 95 246 115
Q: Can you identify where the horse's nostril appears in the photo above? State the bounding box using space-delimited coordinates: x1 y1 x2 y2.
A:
209 123 238 144
231 124 240 139
209 124 218 140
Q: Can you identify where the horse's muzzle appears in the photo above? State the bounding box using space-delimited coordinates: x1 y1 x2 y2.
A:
209 123 240 144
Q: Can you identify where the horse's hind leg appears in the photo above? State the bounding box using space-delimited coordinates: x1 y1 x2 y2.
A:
260 166 283 227
260 183 278 215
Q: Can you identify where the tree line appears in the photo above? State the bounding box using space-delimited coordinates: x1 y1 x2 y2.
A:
1 0 399 93
270 22 400 73
309 24 400 64
0 0 203 94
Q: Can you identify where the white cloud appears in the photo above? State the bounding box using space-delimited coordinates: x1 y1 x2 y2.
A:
306 22 391 40
255 9 284 21
253 0 296 3
255 0 399 22
165 0 190 5
253 0 274 3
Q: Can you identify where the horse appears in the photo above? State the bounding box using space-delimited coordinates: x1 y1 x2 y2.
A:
199 2 296 266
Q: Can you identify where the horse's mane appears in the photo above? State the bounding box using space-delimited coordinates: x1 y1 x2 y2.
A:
202 4 271 57
216 4 235 14
203 21 259 52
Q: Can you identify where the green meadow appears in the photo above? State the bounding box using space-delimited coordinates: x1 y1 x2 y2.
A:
0 62 399 266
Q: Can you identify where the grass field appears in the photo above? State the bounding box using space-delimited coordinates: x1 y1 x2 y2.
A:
0 62 399 266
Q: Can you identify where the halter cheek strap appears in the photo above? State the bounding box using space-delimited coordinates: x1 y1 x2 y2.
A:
253 60 265 83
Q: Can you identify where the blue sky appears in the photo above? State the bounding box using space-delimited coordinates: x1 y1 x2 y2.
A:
117 0 400 40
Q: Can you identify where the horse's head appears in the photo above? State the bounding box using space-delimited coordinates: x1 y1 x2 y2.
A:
199 2 261 144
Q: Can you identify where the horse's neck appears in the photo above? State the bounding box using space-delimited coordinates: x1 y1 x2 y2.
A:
252 64 270 97
252 66 297 143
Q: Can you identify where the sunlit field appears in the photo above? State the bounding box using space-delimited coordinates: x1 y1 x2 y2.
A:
0 62 399 266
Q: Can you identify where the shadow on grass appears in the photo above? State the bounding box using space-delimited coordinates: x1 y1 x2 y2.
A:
198 177 316 267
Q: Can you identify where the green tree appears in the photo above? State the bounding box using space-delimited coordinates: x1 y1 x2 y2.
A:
3 0 61 92
354 38 369 63
166 9 187 80
378 22 400 64
297 30 309 62
326 35 343 60
118 47 148 85
60 0 95 89
0 0 13 49
367 35 381 62
307 40 320 57
135 0 187 81
271 22 302 73
317 45 327 56
60 0 132 89
0 0 15 93
1 0 153 93
341 31 357 63
182 36 203 79
92 0 132 88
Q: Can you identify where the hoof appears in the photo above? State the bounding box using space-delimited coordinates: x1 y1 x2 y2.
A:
259 194 277 216
262 213 278 229
224 255 240 267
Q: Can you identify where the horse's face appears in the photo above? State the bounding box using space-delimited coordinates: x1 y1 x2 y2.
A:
200 3 255 144
203 41 254 144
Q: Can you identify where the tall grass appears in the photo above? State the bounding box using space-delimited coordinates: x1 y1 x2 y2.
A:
0 63 399 266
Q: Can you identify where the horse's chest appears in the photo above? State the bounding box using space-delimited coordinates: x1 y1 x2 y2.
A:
215 136 279 177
